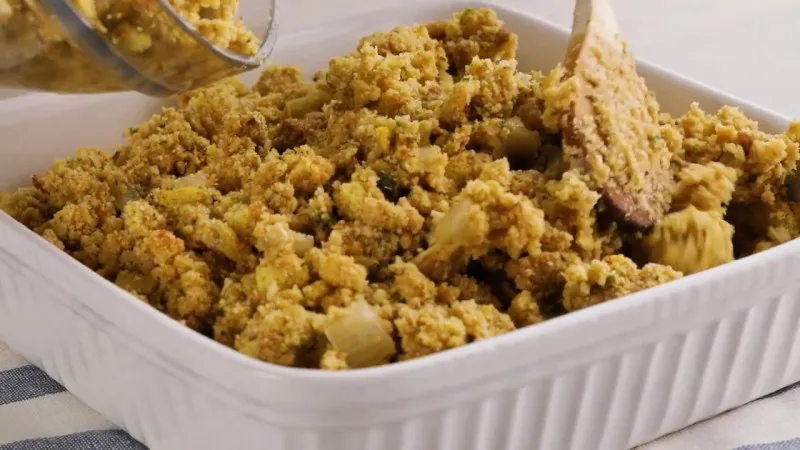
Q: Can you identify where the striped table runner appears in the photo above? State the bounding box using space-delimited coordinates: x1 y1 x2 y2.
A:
0 343 144 449
2 340 800 450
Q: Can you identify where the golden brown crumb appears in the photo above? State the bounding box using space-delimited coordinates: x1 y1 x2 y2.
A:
748 201 800 254
506 250 580 300
677 104 800 205
562 255 682 312
427 8 517 73
391 259 438 308
672 162 738 212
508 291 545 327
235 303 321 367
395 304 467 360
308 247 368 292
320 349 349 371
450 300 515 340
644 206 735 275
213 275 261 347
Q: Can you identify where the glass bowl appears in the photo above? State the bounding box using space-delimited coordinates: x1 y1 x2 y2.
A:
0 0 277 95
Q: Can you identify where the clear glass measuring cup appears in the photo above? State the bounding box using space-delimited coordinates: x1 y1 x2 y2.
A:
0 0 276 96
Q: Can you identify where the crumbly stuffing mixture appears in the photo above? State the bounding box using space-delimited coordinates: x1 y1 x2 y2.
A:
0 0 261 92
3 7 800 369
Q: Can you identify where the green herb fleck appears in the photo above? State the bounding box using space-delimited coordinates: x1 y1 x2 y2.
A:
378 172 401 202
313 212 333 227
446 63 459 77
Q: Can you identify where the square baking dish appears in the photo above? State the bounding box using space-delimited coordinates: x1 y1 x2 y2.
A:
2 2 800 449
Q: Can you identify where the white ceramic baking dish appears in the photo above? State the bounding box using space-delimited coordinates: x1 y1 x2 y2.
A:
2 2 800 449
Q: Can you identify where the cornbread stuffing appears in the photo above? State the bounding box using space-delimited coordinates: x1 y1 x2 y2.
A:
4 8 800 369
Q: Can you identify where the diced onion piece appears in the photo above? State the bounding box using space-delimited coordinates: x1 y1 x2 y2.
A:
287 89 331 118
500 127 541 159
114 186 140 209
413 199 478 266
175 172 208 188
292 232 315 256
262 222 315 256
324 301 395 369
263 222 290 243
418 146 445 168
433 199 472 245
115 270 157 295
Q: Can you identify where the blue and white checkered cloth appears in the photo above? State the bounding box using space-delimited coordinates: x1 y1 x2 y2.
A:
1 340 799 450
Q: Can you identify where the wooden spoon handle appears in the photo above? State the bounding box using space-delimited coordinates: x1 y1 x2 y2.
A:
567 0 620 72
564 0 673 228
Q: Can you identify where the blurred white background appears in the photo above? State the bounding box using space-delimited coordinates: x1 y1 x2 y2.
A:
282 0 800 119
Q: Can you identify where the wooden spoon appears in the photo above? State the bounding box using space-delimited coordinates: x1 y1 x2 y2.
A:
563 0 672 228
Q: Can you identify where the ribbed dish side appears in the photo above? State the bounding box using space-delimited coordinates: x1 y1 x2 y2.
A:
2 244 800 450
0 257 288 449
